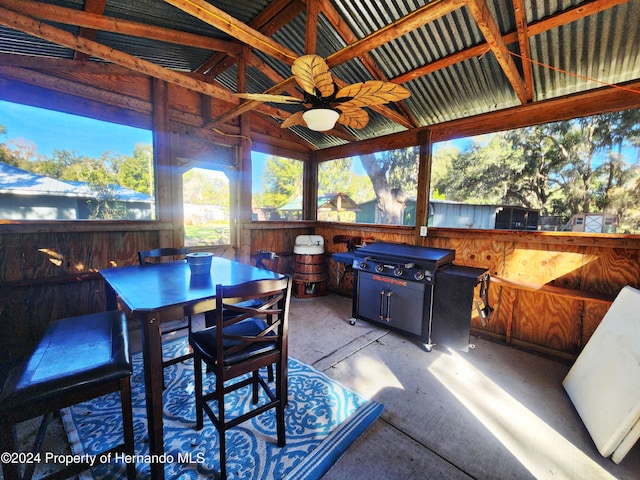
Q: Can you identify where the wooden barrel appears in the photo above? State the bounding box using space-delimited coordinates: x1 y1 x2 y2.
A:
293 254 327 283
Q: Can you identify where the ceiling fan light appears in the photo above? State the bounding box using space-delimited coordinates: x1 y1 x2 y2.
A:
302 108 339 131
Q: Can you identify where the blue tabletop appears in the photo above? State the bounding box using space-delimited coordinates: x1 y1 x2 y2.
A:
100 257 282 312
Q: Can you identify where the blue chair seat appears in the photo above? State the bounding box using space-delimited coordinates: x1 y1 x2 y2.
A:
191 318 276 366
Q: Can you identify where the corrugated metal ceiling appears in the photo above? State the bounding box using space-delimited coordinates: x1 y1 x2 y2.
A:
0 0 638 150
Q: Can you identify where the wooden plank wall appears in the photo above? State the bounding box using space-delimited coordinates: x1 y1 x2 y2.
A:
0 225 234 363
2 221 639 364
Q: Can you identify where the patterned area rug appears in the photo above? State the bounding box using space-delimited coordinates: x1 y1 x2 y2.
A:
61 339 382 479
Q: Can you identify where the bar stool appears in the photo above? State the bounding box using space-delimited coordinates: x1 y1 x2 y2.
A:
0 311 136 480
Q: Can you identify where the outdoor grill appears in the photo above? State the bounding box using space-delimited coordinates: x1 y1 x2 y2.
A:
347 242 490 351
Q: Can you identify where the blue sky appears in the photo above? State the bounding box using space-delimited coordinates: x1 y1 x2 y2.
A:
0 100 152 158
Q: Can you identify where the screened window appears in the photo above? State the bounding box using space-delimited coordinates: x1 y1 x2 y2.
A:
252 152 303 221
317 147 420 225
0 100 154 221
430 109 640 234
183 167 230 246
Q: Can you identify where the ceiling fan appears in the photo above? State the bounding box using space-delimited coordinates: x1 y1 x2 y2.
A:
235 55 411 132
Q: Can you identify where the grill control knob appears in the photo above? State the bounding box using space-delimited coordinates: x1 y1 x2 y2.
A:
359 261 367 270
393 267 403 277
414 270 425 281
375 263 384 273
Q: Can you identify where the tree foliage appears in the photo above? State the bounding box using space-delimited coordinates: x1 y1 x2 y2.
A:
258 156 303 208
432 110 640 231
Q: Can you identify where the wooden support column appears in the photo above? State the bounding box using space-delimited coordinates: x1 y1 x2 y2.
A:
237 47 252 262
415 128 433 246
304 152 318 220
152 77 184 248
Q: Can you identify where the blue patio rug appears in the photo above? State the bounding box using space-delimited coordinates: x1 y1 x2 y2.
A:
61 338 382 479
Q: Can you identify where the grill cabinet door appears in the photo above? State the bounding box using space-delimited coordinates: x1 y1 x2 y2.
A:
356 272 426 337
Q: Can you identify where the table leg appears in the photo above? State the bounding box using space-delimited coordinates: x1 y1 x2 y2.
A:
139 312 165 480
105 283 118 310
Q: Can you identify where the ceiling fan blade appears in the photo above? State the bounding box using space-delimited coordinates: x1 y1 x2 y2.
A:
292 55 335 98
336 81 410 107
280 111 307 129
336 104 370 129
234 93 304 104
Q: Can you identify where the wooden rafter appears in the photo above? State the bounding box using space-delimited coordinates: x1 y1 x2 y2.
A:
325 0 465 68
162 0 298 65
391 0 633 99
194 0 303 75
73 0 107 61
0 0 241 55
512 0 534 102
0 6 236 100
465 0 528 104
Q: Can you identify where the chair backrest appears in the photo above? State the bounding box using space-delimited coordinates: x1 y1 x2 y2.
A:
188 276 292 372
138 247 190 264
255 250 280 272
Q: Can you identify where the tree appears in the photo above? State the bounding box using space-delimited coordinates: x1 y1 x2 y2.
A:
318 158 352 194
359 146 419 225
183 168 229 209
260 156 303 208
117 144 153 195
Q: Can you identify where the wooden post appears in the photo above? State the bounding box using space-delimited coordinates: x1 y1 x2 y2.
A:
152 78 184 248
304 151 318 220
237 47 252 263
414 128 433 245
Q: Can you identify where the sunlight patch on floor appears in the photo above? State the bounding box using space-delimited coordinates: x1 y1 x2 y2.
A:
348 355 405 397
428 347 615 480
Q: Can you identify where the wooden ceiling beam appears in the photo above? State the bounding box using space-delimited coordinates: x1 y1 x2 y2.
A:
162 0 298 65
74 0 107 61
392 0 632 89
0 0 241 55
512 0 534 102
304 0 318 55
0 64 152 113
0 6 236 100
0 53 145 74
465 0 528 104
315 79 640 161
194 0 303 75
325 0 464 68
527 0 633 36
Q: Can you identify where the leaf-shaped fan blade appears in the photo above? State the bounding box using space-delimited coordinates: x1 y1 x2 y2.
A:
336 104 370 129
280 111 307 129
234 93 304 105
291 55 335 98
335 81 410 107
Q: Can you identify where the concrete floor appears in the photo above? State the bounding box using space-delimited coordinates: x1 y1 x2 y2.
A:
8 293 640 479
285 294 640 480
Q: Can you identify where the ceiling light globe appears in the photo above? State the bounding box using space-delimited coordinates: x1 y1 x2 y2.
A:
302 108 339 131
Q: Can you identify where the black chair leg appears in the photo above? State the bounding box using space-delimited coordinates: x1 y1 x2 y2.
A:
0 419 19 480
120 377 136 480
194 355 204 431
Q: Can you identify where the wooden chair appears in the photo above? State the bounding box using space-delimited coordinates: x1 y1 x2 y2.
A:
187 276 292 480
138 247 193 368
255 250 280 272
251 251 280 381
0 311 135 480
